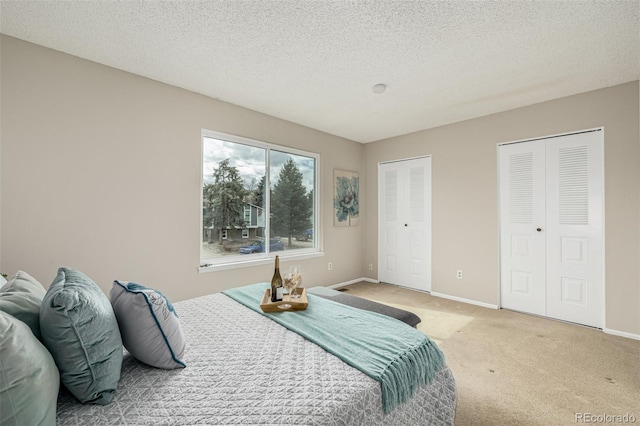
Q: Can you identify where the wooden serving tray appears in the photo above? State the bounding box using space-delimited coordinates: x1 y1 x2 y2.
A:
260 288 308 312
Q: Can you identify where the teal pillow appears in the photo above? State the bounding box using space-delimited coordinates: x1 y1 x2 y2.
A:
0 271 46 340
40 267 123 405
0 310 60 426
111 281 186 369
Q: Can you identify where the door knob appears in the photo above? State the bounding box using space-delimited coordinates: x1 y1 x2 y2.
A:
537 228 542 232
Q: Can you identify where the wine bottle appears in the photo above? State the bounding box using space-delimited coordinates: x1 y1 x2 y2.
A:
270 255 284 302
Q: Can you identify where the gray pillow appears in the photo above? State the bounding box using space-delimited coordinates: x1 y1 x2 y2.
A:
40 267 123 405
0 310 60 426
0 270 46 340
111 280 186 369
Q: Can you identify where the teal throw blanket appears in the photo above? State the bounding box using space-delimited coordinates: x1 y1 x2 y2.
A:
223 283 445 414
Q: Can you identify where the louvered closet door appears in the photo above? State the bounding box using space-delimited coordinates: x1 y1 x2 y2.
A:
378 157 432 292
545 132 603 327
499 141 547 316
499 130 603 328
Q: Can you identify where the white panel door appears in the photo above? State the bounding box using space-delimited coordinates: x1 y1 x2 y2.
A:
378 157 431 292
545 132 603 327
499 142 547 316
499 129 603 328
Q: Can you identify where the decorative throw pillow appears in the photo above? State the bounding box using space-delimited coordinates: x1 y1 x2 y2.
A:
40 267 123 405
0 270 46 340
111 280 186 369
0 310 60 426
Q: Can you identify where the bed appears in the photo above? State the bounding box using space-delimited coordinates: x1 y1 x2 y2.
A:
55 287 457 425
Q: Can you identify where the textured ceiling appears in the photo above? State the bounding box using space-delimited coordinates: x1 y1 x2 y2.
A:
1 1 638 143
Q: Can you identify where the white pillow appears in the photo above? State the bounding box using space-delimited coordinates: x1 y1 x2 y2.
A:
110 281 186 369
0 274 7 288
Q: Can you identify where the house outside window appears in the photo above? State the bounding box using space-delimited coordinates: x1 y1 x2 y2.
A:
201 130 318 266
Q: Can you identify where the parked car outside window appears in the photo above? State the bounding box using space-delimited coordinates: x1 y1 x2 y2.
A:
239 239 284 254
296 229 313 241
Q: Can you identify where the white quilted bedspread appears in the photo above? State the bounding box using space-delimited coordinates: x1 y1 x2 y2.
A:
56 292 456 425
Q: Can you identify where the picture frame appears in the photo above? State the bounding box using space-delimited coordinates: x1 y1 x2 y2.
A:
333 169 359 227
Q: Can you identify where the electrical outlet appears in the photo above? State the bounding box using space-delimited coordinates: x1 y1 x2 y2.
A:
457 270 463 279
368 263 373 271
328 262 333 271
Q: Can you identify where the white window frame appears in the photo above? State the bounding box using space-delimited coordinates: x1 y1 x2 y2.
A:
199 130 323 272
242 229 249 239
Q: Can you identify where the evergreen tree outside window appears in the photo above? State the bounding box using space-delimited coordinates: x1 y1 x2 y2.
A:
201 130 318 267
270 153 314 248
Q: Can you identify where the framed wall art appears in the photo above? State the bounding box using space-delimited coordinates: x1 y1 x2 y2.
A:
334 169 359 227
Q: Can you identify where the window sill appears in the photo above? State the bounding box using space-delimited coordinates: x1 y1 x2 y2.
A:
198 251 325 273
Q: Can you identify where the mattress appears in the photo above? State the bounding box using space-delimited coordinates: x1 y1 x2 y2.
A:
56 292 456 425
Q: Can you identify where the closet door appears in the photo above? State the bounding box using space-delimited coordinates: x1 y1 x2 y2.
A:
499 141 547 316
499 129 603 328
545 131 603 327
378 157 431 292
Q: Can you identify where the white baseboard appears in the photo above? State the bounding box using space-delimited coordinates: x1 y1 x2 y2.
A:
603 328 640 341
328 280 639 341
329 277 379 289
430 291 499 310
330 280 498 310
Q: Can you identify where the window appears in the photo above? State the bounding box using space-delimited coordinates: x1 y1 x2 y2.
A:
201 130 318 267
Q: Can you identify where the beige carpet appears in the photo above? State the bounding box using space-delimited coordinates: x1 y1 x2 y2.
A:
341 282 640 426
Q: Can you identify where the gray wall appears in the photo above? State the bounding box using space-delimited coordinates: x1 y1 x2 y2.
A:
364 81 640 336
0 36 365 301
2 35 638 336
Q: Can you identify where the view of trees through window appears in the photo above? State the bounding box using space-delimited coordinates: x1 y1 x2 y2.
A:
201 133 316 264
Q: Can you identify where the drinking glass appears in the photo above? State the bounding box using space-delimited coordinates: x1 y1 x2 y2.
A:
289 265 302 299
283 267 296 299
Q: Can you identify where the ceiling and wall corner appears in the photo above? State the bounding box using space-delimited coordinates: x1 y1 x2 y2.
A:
0 35 366 301
363 81 640 337
0 1 638 143
0 2 639 335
